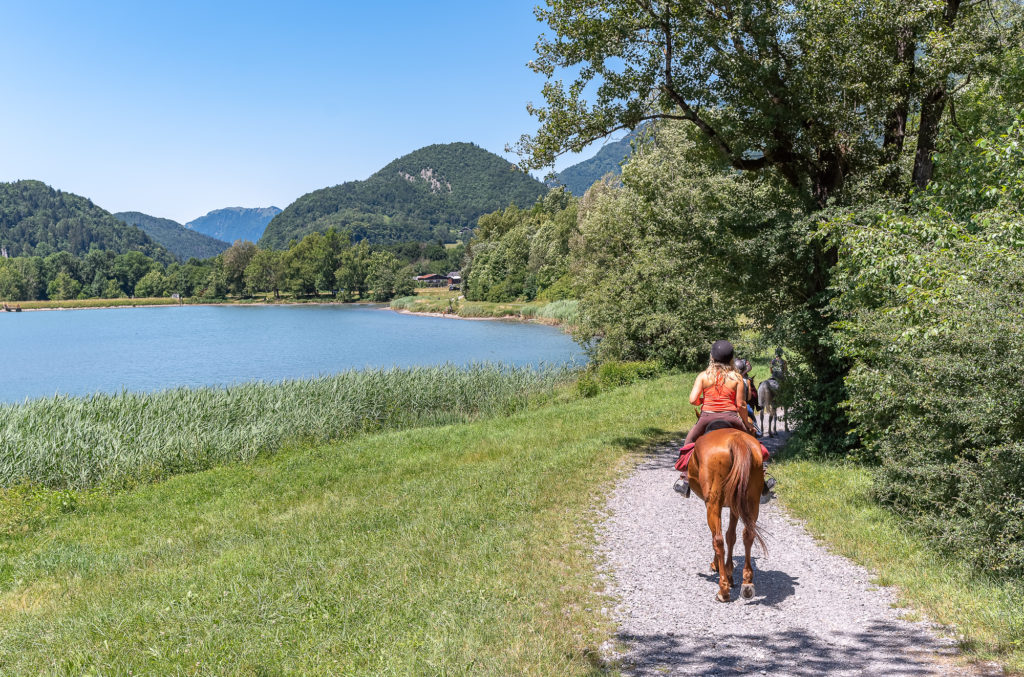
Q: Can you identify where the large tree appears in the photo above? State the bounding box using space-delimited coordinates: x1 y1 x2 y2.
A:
515 0 1017 203
515 0 1020 451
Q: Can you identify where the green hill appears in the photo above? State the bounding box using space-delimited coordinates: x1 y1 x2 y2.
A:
260 143 548 249
114 211 230 261
552 128 643 196
0 180 173 263
185 207 281 244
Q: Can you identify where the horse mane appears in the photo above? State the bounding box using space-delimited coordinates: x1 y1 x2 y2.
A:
724 435 768 555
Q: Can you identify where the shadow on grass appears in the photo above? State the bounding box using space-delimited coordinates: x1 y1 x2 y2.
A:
617 620 961 676
609 428 682 452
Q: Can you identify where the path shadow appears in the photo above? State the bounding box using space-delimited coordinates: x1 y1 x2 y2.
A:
618 619 959 676
694 557 800 606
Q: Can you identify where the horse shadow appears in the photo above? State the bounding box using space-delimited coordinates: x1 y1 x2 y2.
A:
695 557 799 606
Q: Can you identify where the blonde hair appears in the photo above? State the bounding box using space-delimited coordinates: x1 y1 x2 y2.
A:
705 357 737 385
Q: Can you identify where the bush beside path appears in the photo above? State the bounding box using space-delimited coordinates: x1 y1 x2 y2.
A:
597 420 997 676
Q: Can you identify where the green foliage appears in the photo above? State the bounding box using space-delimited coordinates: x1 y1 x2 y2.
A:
0 180 173 263
827 112 1024 574
366 250 411 302
575 360 663 398
113 211 229 261
221 240 259 296
133 270 167 298
260 143 548 249
464 188 576 302
0 365 574 490
46 271 81 301
243 248 284 297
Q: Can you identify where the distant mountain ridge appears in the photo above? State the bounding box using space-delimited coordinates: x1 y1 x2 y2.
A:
260 142 548 249
114 211 230 261
552 127 644 196
186 206 281 244
0 180 173 263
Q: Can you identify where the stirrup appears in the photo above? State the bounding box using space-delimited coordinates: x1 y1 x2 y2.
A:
673 476 691 499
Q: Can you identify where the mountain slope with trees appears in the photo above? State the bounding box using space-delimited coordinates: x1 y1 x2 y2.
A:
114 211 230 261
551 128 641 195
260 143 547 249
186 207 281 244
0 181 173 263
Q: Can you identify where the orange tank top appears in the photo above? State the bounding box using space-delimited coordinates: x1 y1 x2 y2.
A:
701 373 737 412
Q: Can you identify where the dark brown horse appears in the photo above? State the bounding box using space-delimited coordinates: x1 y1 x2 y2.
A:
687 427 767 602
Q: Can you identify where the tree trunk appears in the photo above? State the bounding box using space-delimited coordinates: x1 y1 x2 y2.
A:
912 0 962 190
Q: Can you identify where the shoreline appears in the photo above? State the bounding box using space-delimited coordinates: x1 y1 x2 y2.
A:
387 305 568 329
9 298 371 313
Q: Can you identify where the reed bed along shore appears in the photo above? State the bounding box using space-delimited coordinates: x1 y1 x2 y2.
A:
389 296 580 325
0 364 574 490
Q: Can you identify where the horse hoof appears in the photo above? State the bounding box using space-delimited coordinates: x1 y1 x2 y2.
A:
716 591 729 603
741 584 755 599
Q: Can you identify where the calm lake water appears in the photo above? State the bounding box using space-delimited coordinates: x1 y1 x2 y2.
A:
0 304 583 403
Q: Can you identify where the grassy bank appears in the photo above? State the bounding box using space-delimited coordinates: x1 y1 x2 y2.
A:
390 293 579 325
16 297 184 310
774 459 1024 673
0 365 572 490
0 375 690 675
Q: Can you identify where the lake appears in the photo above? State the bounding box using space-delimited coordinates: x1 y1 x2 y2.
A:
0 304 583 403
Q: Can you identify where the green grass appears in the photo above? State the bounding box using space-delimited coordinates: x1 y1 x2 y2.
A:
774 458 1024 673
0 365 573 490
0 375 693 675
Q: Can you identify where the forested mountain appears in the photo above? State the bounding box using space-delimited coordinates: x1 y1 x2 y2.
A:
551 128 642 196
260 143 548 249
114 211 230 261
185 207 281 244
0 181 173 263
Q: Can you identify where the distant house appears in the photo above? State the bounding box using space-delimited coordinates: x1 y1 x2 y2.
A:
415 273 448 288
446 272 462 287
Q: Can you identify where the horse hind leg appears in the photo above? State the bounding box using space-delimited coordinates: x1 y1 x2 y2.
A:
725 511 739 586
706 501 730 602
740 503 761 600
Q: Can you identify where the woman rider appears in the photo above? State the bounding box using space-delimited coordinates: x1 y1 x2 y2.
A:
674 340 759 498
683 340 755 446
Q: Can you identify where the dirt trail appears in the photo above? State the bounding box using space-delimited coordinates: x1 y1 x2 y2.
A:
597 421 995 676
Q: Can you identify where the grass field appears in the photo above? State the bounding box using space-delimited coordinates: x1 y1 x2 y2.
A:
773 458 1024 673
2 370 1020 674
0 375 691 675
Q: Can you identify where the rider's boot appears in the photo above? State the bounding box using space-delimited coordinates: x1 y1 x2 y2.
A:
673 474 691 498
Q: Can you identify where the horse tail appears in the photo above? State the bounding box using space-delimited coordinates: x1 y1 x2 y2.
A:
725 434 768 555
757 382 768 409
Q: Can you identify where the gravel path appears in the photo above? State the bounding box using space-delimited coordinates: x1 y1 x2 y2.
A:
597 421 995 676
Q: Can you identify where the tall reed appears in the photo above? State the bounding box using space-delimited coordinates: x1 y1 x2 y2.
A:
0 364 573 489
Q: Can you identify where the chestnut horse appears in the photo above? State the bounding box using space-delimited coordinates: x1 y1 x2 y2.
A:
687 427 767 602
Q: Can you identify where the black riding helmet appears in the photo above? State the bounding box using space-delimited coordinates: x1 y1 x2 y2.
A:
711 340 734 364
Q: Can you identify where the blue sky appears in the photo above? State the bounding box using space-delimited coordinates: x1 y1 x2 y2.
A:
0 0 610 223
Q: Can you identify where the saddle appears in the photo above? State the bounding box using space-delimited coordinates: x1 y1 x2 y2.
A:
674 424 770 472
766 377 780 392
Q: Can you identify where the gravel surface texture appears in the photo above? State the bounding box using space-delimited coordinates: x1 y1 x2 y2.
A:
597 422 993 676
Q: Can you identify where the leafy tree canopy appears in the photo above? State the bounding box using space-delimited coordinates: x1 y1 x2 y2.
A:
514 0 1022 205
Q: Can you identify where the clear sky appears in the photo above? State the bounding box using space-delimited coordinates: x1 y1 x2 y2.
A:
0 0 611 223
